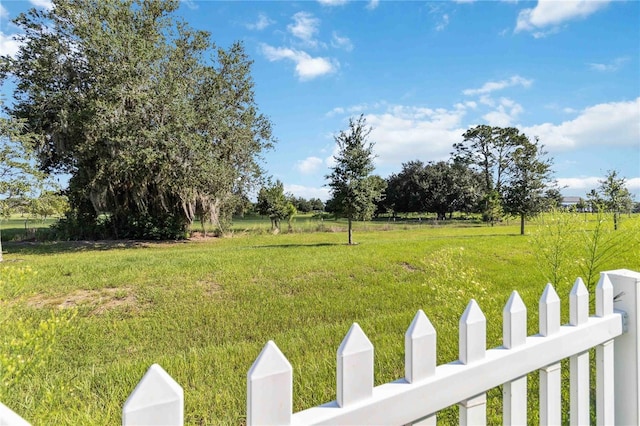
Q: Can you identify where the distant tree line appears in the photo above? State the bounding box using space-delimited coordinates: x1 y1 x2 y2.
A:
322 124 555 235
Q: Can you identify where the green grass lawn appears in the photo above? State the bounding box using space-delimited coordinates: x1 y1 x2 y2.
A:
1 214 639 424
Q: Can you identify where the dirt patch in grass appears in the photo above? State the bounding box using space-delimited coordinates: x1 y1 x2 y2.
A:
195 280 222 296
400 262 419 272
26 287 137 315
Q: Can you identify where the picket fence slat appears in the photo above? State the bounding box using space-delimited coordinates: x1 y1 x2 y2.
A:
596 340 614 425
596 274 615 425
539 363 561 425
404 310 436 384
569 279 590 425
337 323 374 408
459 393 486 425
538 283 561 425
459 300 486 365
502 291 527 425
246 340 292 426
122 363 183 426
458 300 487 423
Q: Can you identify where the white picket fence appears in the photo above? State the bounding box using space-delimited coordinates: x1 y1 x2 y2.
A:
1 269 638 425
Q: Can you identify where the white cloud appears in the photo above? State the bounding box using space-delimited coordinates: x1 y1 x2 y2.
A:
318 0 348 6
555 176 640 196
246 13 274 31
326 107 345 117
29 0 54 10
179 0 198 10
0 31 22 58
295 156 324 174
359 105 468 168
482 97 524 127
331 32 353 51
325 102 386 117
0 4 8 19
628 178 640 192
366 0 380 10
288 12 320 46
589 56 629 72
521 97 640 151
463 75 532 96
555 177 602 192
261 44 337 81
516 0 610 33
284 184 331 201
435 14 450 31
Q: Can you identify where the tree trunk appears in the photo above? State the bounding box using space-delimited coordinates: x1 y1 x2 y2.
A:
520 214 525 235
0 229 3 262
614 212 618 230
348 217 353 245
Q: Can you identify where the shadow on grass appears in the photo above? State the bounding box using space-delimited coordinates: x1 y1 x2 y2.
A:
249 243 344 249
2 239 189 256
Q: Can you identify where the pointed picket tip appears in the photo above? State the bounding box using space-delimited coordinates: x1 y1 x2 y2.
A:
247 341 292 426
539 283 560 336
504 291 526 315
406 310 436 340
123 364 183 426
338 323 373 356
248 341 292 380
503 291 527 349
405 310 437 383
570 277 589 326
596 273 613 317
460 299 486 326
459 299 486 365
570 277 589 297
540 283 560 304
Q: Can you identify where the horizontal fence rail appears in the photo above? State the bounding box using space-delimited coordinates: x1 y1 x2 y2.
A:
0 269 638 425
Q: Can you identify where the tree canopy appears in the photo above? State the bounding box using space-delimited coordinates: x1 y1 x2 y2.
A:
502 136 554 235
256 180 296 233
1 0 274 239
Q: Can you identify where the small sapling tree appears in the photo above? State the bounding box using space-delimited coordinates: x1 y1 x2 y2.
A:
326 115 384 245
594 170 634 230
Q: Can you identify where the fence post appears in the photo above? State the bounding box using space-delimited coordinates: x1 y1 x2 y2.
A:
607 269 640 426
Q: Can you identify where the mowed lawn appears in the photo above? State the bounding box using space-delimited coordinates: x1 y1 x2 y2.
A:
1 216 639 424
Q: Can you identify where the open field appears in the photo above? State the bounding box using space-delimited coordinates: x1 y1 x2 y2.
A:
1 214 639 424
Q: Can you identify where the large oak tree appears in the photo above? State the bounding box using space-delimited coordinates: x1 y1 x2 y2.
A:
1 0 274 239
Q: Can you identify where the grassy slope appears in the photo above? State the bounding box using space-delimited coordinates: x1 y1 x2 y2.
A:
1 216 639 424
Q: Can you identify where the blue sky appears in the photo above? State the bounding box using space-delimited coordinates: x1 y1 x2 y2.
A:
2 0 639 201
